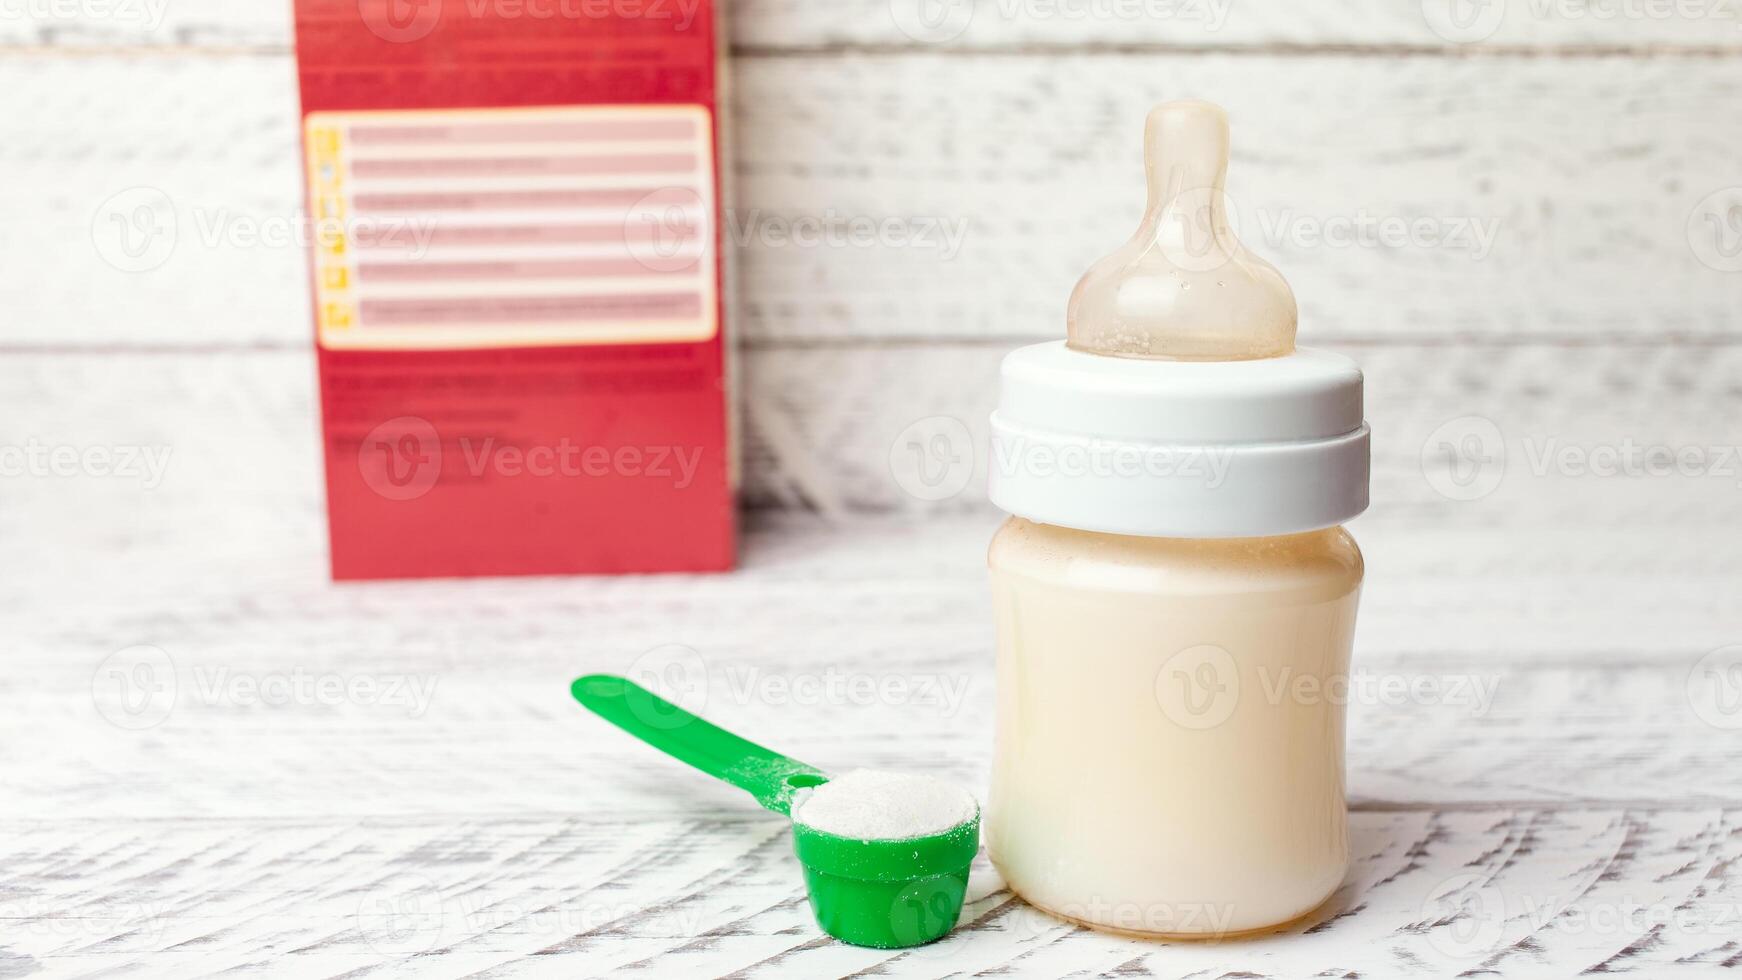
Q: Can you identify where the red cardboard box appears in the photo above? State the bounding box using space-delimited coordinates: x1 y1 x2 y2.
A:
292 0 735 579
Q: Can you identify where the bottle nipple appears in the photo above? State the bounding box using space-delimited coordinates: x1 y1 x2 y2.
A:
1067 100 1298 361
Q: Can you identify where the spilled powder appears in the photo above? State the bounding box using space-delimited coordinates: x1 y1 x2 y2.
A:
792 769 977 840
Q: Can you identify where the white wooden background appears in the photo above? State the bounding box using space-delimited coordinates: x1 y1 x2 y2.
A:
4 2 1742 977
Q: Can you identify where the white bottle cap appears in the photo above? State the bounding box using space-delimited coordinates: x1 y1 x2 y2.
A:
989 343 1369 537
990 102 1369 538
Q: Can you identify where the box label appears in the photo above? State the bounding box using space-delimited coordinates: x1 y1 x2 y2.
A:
305 104 718 350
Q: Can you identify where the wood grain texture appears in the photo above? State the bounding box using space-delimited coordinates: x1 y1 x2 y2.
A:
748 340 1742 516
734 53 1742 344
5 0 1741 50
9 52 1741 348
11 586 1742 821
5 7 1739 974
735 0 1742 50
2 427 1739 819
4 490 1741 969
2 809 1739 977
7 339 1742 541
5 348 1739 973
5 501 1742 976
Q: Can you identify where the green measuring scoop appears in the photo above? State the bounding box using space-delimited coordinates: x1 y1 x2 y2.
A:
570 674 980 948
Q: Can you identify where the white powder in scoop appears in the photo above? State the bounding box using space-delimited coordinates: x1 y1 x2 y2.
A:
792 769 977 840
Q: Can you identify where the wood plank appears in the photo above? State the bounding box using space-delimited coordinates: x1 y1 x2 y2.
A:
7 339 1742 545
2 809 1738 976
5 0 1741 51
9 53 1741 347
15 633 1742 819
739 0 1742 50
5 340 1741 576
730 52 1742 344
749 341 1742 520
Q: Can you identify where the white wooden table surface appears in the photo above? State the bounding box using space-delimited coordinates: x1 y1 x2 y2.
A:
6 499 1742 978
6 2 1742 976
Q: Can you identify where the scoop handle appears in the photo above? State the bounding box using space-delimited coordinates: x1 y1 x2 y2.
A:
570 673 828 816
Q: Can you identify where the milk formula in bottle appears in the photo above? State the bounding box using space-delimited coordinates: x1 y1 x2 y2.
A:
985 100 1371 938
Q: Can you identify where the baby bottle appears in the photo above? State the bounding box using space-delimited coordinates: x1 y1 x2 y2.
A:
985 101 1369 937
